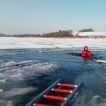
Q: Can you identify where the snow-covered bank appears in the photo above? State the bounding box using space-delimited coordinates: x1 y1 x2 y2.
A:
0 37 106 49
78 32 106 36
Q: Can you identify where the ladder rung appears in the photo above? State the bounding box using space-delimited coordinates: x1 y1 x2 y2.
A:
33 103 53 106
51 88 72 93
43 95 66 101
58 83 77 88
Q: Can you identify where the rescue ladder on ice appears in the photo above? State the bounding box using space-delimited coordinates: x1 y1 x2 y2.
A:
26 79 82 106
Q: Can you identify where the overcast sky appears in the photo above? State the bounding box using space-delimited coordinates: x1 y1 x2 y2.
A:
0 0 106 34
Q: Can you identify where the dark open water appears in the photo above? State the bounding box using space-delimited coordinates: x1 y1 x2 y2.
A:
0 48 106 106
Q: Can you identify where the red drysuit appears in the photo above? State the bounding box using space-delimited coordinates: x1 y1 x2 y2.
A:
80 46 92 57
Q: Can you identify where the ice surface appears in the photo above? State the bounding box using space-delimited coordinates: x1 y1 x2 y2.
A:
73 94 106 106
0 87 36 97
0 61 60 81
95 59 106 63
0 37 106 49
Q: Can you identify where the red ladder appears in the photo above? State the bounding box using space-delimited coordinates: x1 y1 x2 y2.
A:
26 79 82 106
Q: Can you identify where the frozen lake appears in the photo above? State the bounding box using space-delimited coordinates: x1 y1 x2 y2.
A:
0 48 106 106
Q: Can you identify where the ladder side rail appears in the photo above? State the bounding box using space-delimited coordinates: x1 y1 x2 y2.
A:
25 79 60 106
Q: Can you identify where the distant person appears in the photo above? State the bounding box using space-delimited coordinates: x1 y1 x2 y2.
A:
80 46 92 57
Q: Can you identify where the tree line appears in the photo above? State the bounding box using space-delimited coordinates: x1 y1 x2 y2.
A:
12 31 74 38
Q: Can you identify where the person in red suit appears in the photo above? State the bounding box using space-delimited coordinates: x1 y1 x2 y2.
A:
80 46 92 57
80 46 92 63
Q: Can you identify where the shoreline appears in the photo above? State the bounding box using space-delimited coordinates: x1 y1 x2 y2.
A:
1 36 106 39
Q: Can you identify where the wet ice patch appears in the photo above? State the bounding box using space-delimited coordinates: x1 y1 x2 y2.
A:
0 100 13 106
95 59 106 64
0 59 39 68
0 89 3 93
0 73 6 83
87 95 106 106
0 61 16 67
6 101 13 106
0 79 6 83
0 62 60 81
32 62 60 71
8 72 23 81
73 94 106 106
21 62 61 78
0 86 36 98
